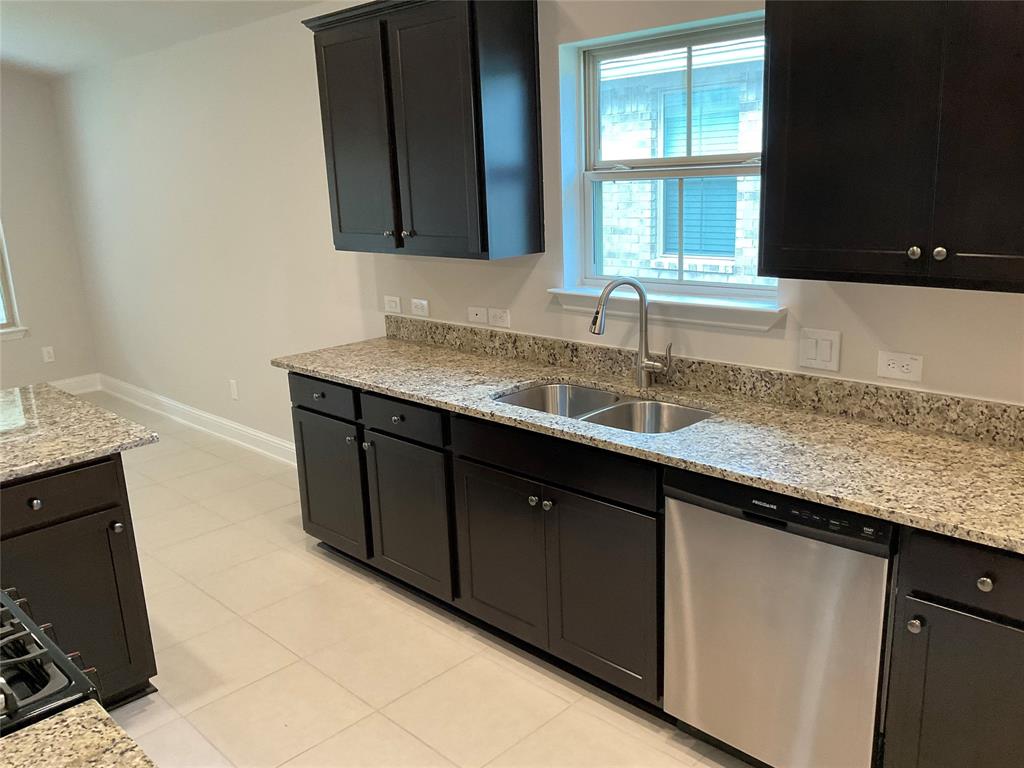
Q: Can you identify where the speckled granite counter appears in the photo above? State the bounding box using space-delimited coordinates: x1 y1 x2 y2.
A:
0 384 157 483
273 337 1024 554
0 700 153 768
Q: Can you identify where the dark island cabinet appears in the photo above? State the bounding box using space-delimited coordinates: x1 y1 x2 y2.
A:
761 1 1024 292
292 407 368 559
364 430 453 600
883 530 1024 767
1 459 156 706
304 0 543 260
453 457 660 703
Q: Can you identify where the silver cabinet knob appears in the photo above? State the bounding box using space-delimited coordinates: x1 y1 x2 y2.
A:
312 392 323 400
110 522 125 534
362 441 372 451
527 495 539 506
932 246 947 261
391 414 404 424
976 576 995 593
401 230 415 238
383 230 394 237
541 500 553 511
345 436 355 446
907 618 924 634
28 498 43 511
907 246 921 260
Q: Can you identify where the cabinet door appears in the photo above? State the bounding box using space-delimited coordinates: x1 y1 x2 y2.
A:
386 2 482 256
928 1 1024 290
314 19 401 252
884 596 1024 768
761 2 945 281
453 460 547 647
1 506 156 705
544 488 659 702
365 431 452 600
292 407 368 559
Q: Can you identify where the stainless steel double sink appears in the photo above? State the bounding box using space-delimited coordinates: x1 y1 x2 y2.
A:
493 383 712 434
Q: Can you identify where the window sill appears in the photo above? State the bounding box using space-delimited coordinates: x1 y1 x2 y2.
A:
0 326 28 341
548 287 786 332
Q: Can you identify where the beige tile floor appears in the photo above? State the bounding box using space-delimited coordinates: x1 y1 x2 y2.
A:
82 391 747 768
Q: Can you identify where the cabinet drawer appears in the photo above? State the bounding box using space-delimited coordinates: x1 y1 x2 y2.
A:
361 393 444 447
1 459 123 538
900 530 1024 623
289 373 357 421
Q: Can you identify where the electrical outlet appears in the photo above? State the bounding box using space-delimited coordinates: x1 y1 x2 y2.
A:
487 307 511 328
410 298 430 317
797 329 841 372
877 351 923 382
383 295 402 314
467 306 487 324
41 346 55 363
229 379 239 400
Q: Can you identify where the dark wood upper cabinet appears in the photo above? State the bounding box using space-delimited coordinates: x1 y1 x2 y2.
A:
304 0 543 259
761 1 1024 292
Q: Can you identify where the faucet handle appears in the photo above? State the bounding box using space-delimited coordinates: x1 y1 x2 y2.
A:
663 342 673 379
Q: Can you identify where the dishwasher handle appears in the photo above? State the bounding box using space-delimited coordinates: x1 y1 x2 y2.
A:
742 510 788 530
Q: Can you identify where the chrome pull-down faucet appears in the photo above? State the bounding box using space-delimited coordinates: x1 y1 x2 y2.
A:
589 277 672 389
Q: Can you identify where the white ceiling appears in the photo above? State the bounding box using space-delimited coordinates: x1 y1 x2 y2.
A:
0 0 320 75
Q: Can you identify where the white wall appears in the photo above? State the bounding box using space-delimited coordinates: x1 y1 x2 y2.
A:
1 63 97 387
57 0 1024 443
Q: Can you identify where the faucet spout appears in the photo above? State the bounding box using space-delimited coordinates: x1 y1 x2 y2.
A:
589 278 670 389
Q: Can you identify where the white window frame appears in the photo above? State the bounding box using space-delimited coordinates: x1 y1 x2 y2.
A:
0 221 25 337
580 19 773 303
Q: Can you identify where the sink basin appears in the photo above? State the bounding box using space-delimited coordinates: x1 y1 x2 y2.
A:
580 401 713 433
494 384 622 417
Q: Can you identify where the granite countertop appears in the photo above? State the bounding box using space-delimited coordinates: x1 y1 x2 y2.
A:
0 384 158 483
273 337 1024 554
0 700 154 768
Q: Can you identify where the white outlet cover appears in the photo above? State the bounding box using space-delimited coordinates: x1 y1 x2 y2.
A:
877 351 923 382
467 306 487 324
410 298 430 317
487 307 511 328
798 328 841 372
41 346 55 363
383 295 402 313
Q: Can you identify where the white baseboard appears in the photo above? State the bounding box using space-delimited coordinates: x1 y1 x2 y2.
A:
50 373 103 395
99 374 296 465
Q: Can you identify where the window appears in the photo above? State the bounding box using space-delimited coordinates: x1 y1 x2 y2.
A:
583 21 774 299
0 221 22 333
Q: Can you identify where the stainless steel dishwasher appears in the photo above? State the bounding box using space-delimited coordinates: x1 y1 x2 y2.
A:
664 471 893 768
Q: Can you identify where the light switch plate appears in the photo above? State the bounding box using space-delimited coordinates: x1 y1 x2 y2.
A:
383 295 402 313
877 350 923 382
410 298 430 317
487 307 511 328
467 306 487 324
798 328 841 372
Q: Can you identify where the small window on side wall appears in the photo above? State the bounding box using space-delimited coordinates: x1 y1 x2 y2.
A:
0 221 20 332
583 21 775 299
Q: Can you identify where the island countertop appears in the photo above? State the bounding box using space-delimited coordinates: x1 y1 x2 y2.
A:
273 336 1024 555
0 699 154 768
0 384 157 483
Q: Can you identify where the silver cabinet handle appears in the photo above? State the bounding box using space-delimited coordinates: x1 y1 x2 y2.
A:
907 246 921 260
527 495 539 506
401 230 415 238
933 246 947 261
383 230 394 237
362 441 373 451
345 436 355 446
391 414 404 424
906 618 924 634
28 498 43 511
541 500 553 511
312 392 324 400
976 576 995 593
110 522 125 534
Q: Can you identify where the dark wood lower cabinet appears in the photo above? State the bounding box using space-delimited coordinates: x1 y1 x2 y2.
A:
364 430 453 600
292 407 369 559
545 487 659 702
884 596 1024 768
1 504 156 705
453 461 548 647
